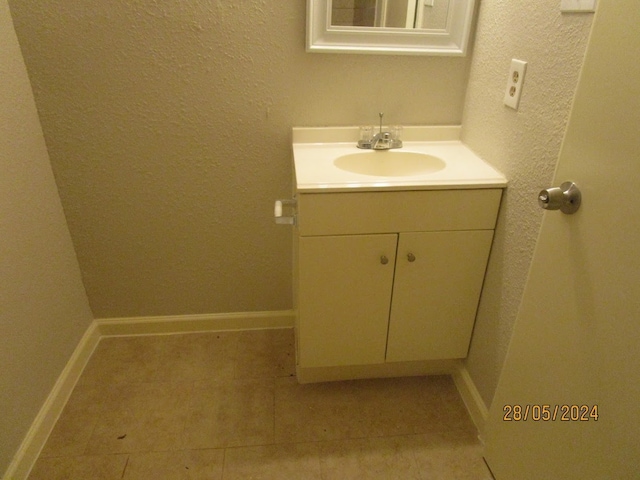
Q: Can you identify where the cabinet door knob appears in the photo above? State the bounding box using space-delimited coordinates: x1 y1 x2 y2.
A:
407 253 416 262
380 255 389 265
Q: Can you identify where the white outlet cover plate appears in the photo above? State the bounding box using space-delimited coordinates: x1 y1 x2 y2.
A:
561 0 597 13
504 59 527 110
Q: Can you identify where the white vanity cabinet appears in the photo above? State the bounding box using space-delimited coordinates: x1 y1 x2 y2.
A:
295 188 502 370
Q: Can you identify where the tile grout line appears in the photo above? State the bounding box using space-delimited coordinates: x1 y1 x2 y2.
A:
220 447 227 480
179 380 197 453
120 455 129 479
272 376 277 448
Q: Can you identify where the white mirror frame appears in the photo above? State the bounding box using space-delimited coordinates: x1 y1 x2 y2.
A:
306 0 476 56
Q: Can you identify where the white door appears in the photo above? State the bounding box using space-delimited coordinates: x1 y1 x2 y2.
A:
483 1 640 478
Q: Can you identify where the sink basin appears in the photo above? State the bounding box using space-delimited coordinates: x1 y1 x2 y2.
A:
291 126 508 192
333 151 446 177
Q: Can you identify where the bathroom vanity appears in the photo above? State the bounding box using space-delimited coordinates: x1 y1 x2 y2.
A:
284 126 506 383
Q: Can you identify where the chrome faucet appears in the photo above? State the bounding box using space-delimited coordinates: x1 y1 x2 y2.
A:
357 113 402 150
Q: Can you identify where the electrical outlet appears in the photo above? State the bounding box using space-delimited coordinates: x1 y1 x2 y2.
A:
503 59 527 110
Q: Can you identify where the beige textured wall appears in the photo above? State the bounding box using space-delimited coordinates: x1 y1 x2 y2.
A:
0 0 93 474
461 0 593 407
9 0 472 318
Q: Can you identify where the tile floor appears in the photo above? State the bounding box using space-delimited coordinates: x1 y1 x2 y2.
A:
29 328 493 479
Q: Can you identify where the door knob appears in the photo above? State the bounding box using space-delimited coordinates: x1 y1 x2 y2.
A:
380 255 389 265
407 253 416 262
538 181 581 214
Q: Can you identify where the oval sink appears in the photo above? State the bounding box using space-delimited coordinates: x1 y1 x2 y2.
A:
333 151 446 177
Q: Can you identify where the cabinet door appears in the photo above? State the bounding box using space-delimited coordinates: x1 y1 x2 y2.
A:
298 234 397 368
386 230 494 362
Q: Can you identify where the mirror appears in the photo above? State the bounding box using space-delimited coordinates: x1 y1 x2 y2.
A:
331 0 451 30
307 0 476 55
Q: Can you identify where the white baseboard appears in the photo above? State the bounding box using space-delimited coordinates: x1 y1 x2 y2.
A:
96 310 295 336
452 363 489 434
3 322 101 480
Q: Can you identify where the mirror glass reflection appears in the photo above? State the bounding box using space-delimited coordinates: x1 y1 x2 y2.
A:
330 0 450 30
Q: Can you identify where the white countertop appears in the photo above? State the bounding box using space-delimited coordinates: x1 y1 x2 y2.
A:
292 126 507 193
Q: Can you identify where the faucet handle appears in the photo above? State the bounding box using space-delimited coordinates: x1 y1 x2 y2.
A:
378 112 384 133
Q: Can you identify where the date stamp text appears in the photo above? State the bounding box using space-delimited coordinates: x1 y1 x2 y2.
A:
503 404 598 422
